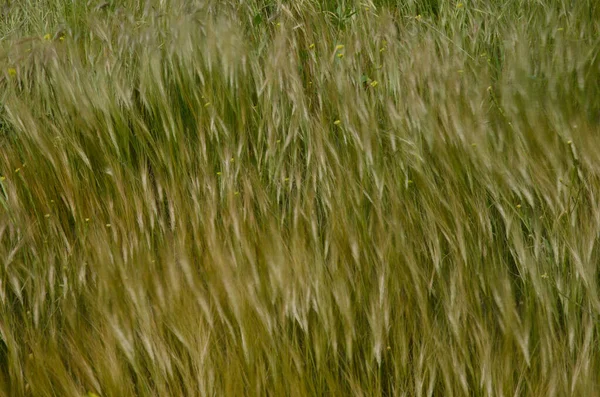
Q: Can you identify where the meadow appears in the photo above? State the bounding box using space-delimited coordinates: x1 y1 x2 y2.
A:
1 0 600 395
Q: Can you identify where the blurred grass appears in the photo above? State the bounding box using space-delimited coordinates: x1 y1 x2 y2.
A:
1 0 600 395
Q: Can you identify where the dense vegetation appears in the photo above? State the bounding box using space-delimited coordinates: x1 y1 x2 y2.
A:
1 0 600 395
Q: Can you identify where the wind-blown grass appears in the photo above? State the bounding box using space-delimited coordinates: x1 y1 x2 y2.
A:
1 0 600 395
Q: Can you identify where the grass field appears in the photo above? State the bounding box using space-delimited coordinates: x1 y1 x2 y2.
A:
1 0 600 395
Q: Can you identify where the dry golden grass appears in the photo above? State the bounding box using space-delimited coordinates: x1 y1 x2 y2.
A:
1 0 600 395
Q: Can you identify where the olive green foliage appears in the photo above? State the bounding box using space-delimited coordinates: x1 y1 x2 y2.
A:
1 0 600 395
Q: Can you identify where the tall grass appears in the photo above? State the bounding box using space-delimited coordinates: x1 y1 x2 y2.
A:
1 0 600 395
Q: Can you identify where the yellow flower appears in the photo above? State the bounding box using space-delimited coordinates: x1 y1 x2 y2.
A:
106 224 111 228
335 44 344 51
204 102 211 107
337 53 344 58
85 218 90 222
456 3 464 8
0 176 5 181
541 273 549 279
14 168 20 173
309 43 315 49
567 140 572 145
516 204 522 209
217 172 222 175
334 120 341 125
370 80 378 87
43 33 51 40
415 15 422 20
44 214 51 218
7 68 16 77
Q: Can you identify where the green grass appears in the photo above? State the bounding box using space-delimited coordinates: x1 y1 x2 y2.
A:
1 0 600 395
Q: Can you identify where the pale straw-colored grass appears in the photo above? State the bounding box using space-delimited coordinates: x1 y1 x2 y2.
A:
1 0 600 395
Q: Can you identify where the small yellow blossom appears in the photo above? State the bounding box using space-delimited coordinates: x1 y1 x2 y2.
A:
0 176 5 182
44 214 50 218
456 3 464 8
334 120 341 125
567 140 572 145
309 43 315 49
516 204 522 209
337 53 344 58
7 68 16 77
284 178 290 182
415 15 422 20
335 44 345 51
370 80 378 87
85 218 90 222
106 224 111 227
204 102 211 107
43 33 51 40
541 273 549 279
217 172 222 175
276 22 281 27
14 168 20 173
